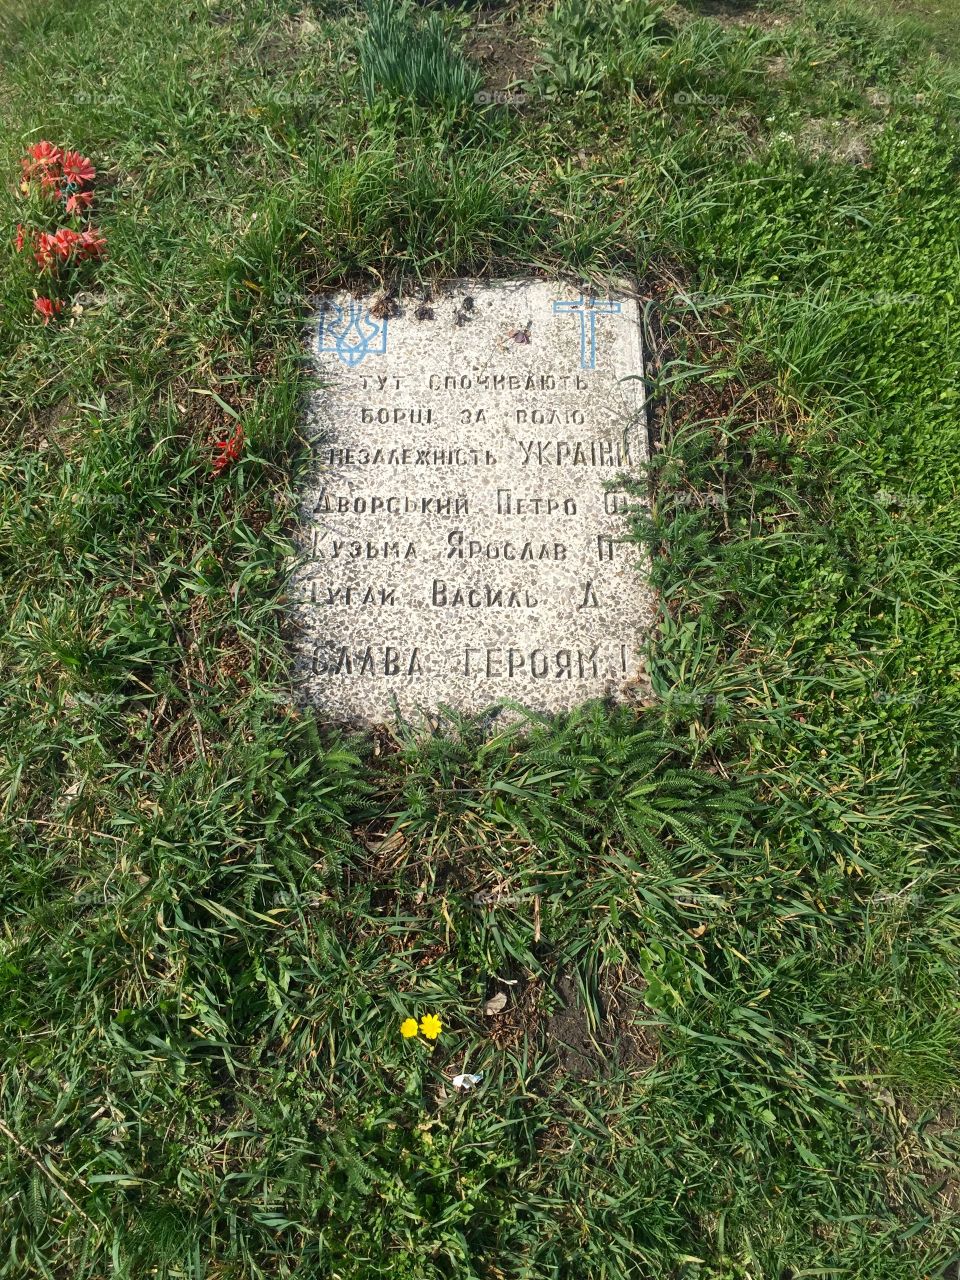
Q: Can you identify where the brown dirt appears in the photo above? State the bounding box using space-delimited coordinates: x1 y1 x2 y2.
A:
544 966 659 1079
484 974 545 1050
667 0 797 32
465 6 542 94
879 1095 960 1220
16 395 77 453
797 116 878 166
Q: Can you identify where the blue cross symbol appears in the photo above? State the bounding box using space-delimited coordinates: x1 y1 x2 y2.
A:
552 294 622 370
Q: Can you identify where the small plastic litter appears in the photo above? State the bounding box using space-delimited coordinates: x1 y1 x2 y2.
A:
452 1073 483 1091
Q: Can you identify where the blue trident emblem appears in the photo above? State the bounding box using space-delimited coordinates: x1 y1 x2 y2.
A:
553 294 621 369
317 299 388 367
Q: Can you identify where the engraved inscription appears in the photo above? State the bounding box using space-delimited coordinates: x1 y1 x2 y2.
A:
291 279 652 720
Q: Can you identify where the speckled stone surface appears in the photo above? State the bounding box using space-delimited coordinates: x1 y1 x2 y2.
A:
289 279 652 723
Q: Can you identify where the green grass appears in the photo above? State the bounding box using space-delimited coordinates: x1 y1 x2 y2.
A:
1 0 959 1276
854 0 960 53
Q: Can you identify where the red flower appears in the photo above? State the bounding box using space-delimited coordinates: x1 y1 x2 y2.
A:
21 141 64 193
65 189 94 214
14 223 25 253
212 425 244 474
77 227 107 260
32 228 80 269
52 226 82 260
34 296 63 325
29 225 106 270
61 150 95 188
32 231 58 270
23 140 63 173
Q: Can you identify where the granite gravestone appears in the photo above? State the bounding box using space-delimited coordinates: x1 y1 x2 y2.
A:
290 279 651 722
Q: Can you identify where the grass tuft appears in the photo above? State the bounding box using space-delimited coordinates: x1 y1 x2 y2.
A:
359 0 483 113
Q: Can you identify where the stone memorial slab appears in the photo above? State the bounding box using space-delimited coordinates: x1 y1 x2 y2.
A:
290 279 652 722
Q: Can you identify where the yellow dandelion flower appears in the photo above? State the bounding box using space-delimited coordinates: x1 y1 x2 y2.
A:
400 1017 419 1039
419 1013 442 1040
